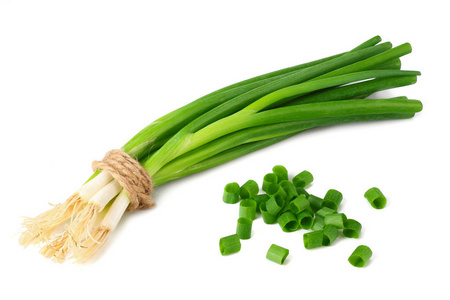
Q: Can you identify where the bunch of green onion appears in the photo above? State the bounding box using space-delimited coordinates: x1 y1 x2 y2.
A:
19 35 422 263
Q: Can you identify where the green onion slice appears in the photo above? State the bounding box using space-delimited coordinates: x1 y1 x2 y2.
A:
277 211 300 232
223 182 240 204
322 224 339 246
364 187 386 209
236 218 253 240
303 230 324 249
343 219 362 239
219 234 241 255
348 245 373 267
266 244 289 265
292 170 313 188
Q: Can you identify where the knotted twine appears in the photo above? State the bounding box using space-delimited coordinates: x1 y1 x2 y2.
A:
91 149 154 211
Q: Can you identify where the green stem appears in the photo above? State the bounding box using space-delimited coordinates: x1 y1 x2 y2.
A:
143 43 393 174
153 112 415 185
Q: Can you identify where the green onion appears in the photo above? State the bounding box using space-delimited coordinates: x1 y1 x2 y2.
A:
20 36 422 263
223 182 240 204
303 231 324 249
293 170 314 189
239 180 259 199
272 165 288 183
266 195 285 216
265 183 287 200
364 187 387 209
295 186 310 198
253 194 269 213
308 194 324 212
316 207 336 218
322 225 340 246
236 218 253 240
289 194 311 214
343 219 362 239
239 199 257 220
324 213 348 229
348 245 373 267
277 211 300 232
297 210 314 229
266 244 289 265
219 234 241 255
322 189 343 211
312 215 325 231
262 173 278 192
260 202 278 224
279 180 298 201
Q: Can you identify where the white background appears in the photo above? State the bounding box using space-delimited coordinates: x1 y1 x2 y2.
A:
1 1 448 299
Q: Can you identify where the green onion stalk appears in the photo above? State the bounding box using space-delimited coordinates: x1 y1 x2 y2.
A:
19 36 422 263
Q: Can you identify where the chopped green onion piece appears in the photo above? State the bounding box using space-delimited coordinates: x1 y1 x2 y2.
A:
293 170 314 188
272 165 288 183
219 234 241 255
348 245 373 267
236 217 253 240
296 186 310 198
266 244 289 265
303 230 323 249
364 187 386 209
253 194 269 213
308 194 324 212
262 173 278 192
239 180 259 199
260 202 278 224
324 213 348 229
277 211 300 232
289 194 311 214
316 207 336 218
280 180 298 201
239 199 257 220
322 189 343 211
223 182 240 204
265 183 287 200
322 224 340 246
297 210 314 229
266 195 285 216
312 215 325 231
343 219 362 239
